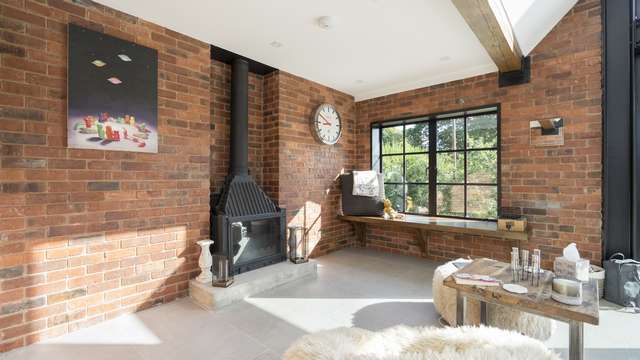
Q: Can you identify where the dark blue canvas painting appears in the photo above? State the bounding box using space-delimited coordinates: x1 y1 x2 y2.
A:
67 24 158 153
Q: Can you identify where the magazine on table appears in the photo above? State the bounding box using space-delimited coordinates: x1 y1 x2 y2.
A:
453 273 500 287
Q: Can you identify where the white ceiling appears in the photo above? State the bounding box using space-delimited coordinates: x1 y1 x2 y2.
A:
502 0 578 55
94 0 577 101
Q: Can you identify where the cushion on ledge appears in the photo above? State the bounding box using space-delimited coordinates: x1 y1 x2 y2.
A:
340 173 384 216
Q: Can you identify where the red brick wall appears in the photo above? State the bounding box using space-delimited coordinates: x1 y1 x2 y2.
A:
210 60 265 192
270 71 357 256
0 0 604 352
0 0 210 352
262 71 279 200
355 0 602 267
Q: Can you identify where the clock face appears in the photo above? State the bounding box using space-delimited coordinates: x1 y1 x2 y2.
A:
312 103 342 145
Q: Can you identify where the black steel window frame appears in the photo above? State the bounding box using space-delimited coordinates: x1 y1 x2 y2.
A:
601 0 637 261
370 104 501 221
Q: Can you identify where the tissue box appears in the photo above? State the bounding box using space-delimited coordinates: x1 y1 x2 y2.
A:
554 256 590 282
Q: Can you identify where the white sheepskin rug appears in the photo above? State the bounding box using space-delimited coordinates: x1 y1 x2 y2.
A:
283 325 560 360
432 260 556 341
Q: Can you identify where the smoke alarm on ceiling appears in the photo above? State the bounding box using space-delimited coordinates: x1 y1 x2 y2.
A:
317 16 336 30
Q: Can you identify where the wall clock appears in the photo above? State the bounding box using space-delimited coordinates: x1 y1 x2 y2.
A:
311 103 342 145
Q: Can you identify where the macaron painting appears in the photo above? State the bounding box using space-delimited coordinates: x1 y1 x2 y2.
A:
67 24 158 153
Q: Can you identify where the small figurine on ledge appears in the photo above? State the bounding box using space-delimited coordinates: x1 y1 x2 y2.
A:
383 199 404 220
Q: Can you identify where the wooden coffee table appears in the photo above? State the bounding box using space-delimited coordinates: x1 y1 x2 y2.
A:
443 258 599 360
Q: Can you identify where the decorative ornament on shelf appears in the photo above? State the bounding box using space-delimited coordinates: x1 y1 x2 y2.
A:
498 215 527 232
196 240 214 283
383 199 404 220
530 117 564 147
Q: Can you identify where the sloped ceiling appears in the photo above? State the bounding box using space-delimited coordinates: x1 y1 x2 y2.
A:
502 0 578 55
93 0 578 101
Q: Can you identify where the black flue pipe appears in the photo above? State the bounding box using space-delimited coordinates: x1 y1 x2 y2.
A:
230 58 249 176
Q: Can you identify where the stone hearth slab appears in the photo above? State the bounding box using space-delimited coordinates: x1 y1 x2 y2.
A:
189 260 317 310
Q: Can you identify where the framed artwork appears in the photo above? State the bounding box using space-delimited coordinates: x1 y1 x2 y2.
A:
67 24 158 153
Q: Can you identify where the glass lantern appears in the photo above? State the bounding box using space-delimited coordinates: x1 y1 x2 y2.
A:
288 225 308 264
212 254 234 287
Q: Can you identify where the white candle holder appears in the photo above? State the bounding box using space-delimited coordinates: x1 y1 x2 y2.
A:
196 239 214 283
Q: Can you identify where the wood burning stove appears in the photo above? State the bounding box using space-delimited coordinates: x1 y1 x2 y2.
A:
211 58 286 277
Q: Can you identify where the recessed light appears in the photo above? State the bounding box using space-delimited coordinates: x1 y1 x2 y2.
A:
439 56 452 62
270 41 283 48
356 79 365 84
118 54 132 62
317 16 336 30
91 60 106 67
107 77 122 85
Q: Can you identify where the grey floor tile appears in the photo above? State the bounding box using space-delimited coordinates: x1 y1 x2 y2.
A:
3 248 640 360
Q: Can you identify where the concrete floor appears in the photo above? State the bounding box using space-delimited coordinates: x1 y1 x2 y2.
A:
3 248 640 360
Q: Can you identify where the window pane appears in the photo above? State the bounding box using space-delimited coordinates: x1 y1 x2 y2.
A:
437 152 464 183
405 154 428 183
437 185 464 217
371 127 381 173
467 186 498 219
384 184 404 212
406 184 428 214
467 150 497 183
437 118 464 151
382 125 403 154
467 114 498 149
382 155 403 183
405 123 429 152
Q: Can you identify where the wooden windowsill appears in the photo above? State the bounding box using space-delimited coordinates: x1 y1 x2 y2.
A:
339 214 528 242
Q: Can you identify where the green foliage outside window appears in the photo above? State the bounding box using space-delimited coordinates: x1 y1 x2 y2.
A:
376 110 499 220
382 125 429 214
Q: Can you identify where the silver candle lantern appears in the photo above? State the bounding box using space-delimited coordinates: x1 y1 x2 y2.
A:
288 225 308 264
212 255 234 287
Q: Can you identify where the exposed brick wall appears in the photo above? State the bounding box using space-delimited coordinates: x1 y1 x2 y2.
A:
210 59 264 192
271 71 357 256
0 0 210 352
355 0 602 267
0 0 604 352
262 71 279 200
210 65 359 256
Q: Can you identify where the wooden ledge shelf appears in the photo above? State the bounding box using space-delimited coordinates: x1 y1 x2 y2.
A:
340 214 528 256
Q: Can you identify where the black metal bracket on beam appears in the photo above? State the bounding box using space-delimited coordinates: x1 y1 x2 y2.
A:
498 56 531 87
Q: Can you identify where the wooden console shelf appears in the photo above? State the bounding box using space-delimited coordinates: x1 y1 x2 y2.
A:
340 214 528 256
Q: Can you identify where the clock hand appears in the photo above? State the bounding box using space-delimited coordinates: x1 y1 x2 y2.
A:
319 114 332 125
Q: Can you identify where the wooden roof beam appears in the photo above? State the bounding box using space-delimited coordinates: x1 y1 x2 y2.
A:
452 0 524 73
